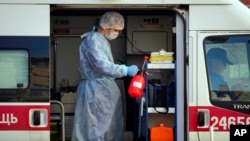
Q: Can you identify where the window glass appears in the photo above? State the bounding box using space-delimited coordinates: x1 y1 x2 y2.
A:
205 35 250 102
0 49 29 89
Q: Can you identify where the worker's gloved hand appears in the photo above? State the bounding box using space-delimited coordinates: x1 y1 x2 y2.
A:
127 65 139 77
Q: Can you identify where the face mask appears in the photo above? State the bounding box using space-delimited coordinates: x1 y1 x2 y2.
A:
105 31 119 40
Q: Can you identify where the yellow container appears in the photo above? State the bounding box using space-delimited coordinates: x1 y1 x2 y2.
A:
149 51 174 63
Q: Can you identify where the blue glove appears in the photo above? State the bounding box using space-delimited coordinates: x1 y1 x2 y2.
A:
127 65 139 77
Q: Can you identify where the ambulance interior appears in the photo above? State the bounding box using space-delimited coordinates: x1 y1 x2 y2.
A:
50 7 178 141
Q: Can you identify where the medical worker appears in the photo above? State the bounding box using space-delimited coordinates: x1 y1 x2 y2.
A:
71 11 139 141
207 48 243 100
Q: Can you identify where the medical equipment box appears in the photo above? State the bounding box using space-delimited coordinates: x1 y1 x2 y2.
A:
150 122 174 141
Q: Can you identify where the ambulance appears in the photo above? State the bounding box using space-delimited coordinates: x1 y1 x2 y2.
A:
0 0 250 141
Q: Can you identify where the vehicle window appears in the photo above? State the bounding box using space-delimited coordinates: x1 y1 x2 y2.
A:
205 35 250 102
0 36 50 103
0 49 29 89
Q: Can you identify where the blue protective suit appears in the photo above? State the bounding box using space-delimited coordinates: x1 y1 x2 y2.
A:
71 27 127 141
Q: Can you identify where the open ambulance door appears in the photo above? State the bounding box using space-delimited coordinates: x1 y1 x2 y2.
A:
196 31 250 141
0 4 50 141
175 9 187 141
189 2 250 141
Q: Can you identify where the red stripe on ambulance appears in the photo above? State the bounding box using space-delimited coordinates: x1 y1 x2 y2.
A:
0 105 50 130
189 106 250 131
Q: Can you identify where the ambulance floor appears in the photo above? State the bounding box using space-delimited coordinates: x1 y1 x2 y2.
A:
50 132 133 141
50 121 71 141
50 132 71 141
50 121 133 141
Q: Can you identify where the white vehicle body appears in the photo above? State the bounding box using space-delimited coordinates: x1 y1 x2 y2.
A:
0 0 249 141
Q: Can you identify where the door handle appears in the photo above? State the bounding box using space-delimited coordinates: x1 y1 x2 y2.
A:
197 109 209 128
33 111 41 125
198 111 205 126
29 109 48 127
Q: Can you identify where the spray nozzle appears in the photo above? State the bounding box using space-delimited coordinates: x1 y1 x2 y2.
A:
141 56 149 76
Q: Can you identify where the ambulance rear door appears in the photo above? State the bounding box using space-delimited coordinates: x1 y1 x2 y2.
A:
189 2 250 141
0 4 50 141
196 32 250 141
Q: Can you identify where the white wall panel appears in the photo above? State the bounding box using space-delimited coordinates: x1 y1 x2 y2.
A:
0 0 233 5
189 3 250 30
0 5 49 36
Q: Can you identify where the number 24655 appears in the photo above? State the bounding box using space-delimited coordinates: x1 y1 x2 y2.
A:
211 116 250 130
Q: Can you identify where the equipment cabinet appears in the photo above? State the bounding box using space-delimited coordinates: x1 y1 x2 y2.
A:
138 62 175 141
